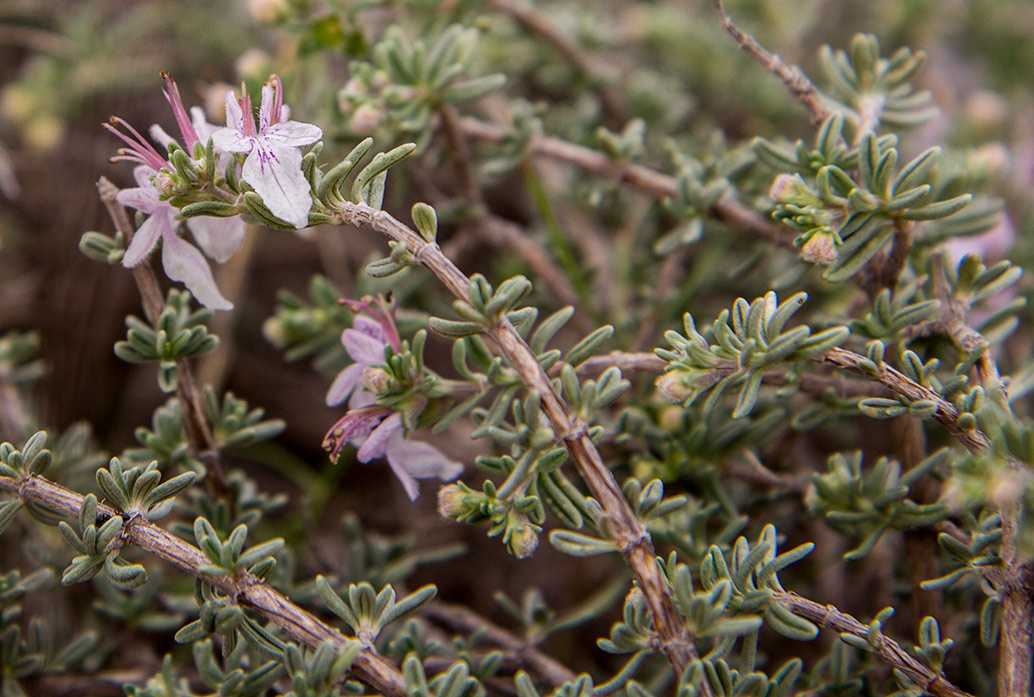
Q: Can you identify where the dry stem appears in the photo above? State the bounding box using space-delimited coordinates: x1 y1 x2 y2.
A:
773 591 973 697
97 178 228 494
423 601 576 687
0 472 408 697
456 118 795 249
330 200 703 679
488 0 628 125
712 0 831 126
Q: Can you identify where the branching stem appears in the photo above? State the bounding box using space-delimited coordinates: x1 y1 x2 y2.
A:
0 472 408 697
97 178 228 496
330 199 704 680
712 0 831 126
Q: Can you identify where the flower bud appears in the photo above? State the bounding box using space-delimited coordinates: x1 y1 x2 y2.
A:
235 49 272 81
152 170 176 197
437 483 468 518
362 366 391 394
348 104 384 135
800 230 839 266
508 524 539 559
655 370 693 404
769 173 801 202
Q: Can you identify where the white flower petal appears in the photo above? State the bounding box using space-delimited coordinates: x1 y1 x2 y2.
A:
385 433 463 500
348 389 376 409
258 83 275 131
149 124 176 149
386 434 463 479
224 91 243 130
187 215 246 263
116 185 160 215
241 143 312 229
342 326 388 365
211 127 254 154
191 106 218 142
357 412 402 463
122 212 169 268
386 455 420 500
263 121 322 147
326 363 362 406
161 232 232 310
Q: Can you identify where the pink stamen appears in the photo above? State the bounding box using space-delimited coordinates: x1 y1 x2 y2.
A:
160 71 200 148
104 117 167 171
238 83 256 137
341 296 402 352
269 74 284 126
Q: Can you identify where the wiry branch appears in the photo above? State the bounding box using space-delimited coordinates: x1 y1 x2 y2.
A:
712 0 831 126
0 472 408 697
97 177 228 495
330 200 706 682
456 118 795 249
422 601 576 687
488 0 628 125
773 591 973 697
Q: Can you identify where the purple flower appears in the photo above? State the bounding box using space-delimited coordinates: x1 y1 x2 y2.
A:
212 75 322 229
107 73 246 310
118 166 243 310
323 301 462 500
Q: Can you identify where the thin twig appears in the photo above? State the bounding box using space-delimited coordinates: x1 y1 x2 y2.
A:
436 106 588 326
926 251 1030 697
422 601 576 687
772 591 973 697
0 472 407 697
330 200 705 681
97 178 228 494
712 0 831 126
457 118 795 249
818 346 991 454
488 0 628 125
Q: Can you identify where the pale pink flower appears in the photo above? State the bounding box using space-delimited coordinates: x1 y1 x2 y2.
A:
211 75 322 229
107 73 246 310
323 302 462 500
118 166 239 310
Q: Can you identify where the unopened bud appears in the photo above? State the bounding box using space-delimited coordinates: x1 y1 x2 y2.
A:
152 171 176 197
362 366 391 394
769 173 802 202
437 483 467 518
508 524 539 559
656 370 693 404
964 90 1008 131
800 230 839 266
235 49 272 81
348 104 384 135
970 143 1011 179
989 469 1028 510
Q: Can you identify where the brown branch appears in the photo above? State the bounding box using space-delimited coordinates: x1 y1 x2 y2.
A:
456 118 795 249
488 0 628 126
435 107 586 319
817 346 990 454
97 178 228 493
926 252 1031 697
712 0 831 126
0 472 407 697
330 200 704 680
422 601 576 687
772 591 973 697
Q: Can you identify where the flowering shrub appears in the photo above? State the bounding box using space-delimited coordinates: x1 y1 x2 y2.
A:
1 2 1033 697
